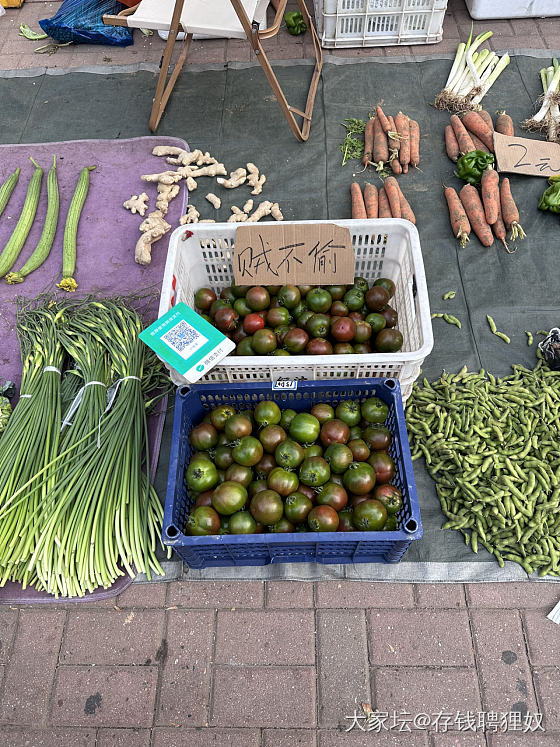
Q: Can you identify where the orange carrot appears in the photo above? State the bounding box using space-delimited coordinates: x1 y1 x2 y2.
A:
445 125 460 162
363 183 378 219
391 158 403 175
495 110 514 137
409 119 420 168
396 182 416 224
478 110 494 132
362 116 375 167
387 115 400 152
384 177 401 219
492 198 510 252
373 115 389 167
461 111 494 152
459 184 494 247
470 133 490 154
378 187 392 218
481 167 499 225
351 182 367 219
388 115 402 174
376 105 391 133
450 114 475 155
500 178 526 240
396 112 410 172
444 187 470 248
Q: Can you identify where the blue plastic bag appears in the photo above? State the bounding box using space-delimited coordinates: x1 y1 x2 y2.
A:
39 0 134 46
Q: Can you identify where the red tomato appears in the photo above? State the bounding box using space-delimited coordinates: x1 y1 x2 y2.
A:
244 313 266 334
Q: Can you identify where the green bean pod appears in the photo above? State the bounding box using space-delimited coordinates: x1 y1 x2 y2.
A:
0 159 43 277
0 167 20 218
57 165 96 293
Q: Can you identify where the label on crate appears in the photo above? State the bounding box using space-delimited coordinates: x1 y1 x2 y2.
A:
233 223 355 285
272 379 298 390
139 303 235 383
493 132 560 177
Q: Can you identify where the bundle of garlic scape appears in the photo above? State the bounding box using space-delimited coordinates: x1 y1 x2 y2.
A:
523 60 560 142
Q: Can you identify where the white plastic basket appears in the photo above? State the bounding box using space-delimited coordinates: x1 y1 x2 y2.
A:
158 219 433 398
464 0 559 19
313 0 447 49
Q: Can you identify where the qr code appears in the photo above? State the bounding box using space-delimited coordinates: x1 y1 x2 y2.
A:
162 320 208 360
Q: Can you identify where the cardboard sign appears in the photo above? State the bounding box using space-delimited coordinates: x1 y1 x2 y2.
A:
493 132 560 177
233 223 355 285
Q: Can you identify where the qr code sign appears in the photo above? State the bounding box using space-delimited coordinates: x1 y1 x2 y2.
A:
162 320 208 360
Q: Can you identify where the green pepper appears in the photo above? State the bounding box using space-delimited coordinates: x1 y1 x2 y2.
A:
454 150 495 185
538 175 560 214
284 11 307 35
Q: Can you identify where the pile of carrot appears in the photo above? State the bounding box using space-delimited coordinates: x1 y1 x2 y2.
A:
444 109 514 162
362 105 420 174
350 179 416 224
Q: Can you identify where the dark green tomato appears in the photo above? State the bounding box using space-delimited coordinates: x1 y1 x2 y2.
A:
349 425 363 441
259 424 287 454
374 277 396 298
212 481 248 516
349 311 365 322
348 439 370 462
280 408 297 430
343 289 365 312
297 309 314 328
350 493 371 508
277 285 301 310
335 401 362 427
186 456 219 492
361 397 389 424
353 276 369 293
297 285 313 296
266 285 281 296
210 298 232 317
365 285 390 312
367 451 396 484
316 481 348 511
284 327 309 353
231 284 248 298
343 462 376 495
298 483 318 503
324 443 354 474
232 436 264 467
214 306 239 333
384 514 398 531
320 419 350 447
267 467 299 496
220 286 237 303
236 337 255 356
306 338 333 356
284 492 314 524
189 422 218 451
210 404 237 430
216 470 226 484
233 297 252 317
289 413 321 444
225 463 253 488
299 456 331 487
352 499 387 531
326 285 346 301
186 506 220 536
194 489 214 508
304 444 323 458
228 510 257 534
353 321 373 344
333 343 354 355
274 324 292 346
365 312 387 334
308 505 339 532
214 445 234 471
219 516 230 534
337 507 355 532
245 286 271 311
310 403 335 424
248 479 269 498
271 517 295 533
217 432 230 447
267 306 292 327
306 313 330 339
194 287 217 311
292 301 307 319
250 489 284 525
272 349 291 356
374 484 403 515
362 424 392 451
252 328 277 354
255 453 276 477
224 414 253 441
275 439 305 469
199 313 213 324
330 301 349 317
380 305 398 329
232 326 248 345
375 328 403 352
306 288 333 313
254 400 282 427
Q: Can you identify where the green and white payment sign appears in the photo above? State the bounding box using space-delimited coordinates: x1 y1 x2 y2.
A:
139 303 235 383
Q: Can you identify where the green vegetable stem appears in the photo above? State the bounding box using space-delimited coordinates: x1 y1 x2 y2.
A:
454 150 495 185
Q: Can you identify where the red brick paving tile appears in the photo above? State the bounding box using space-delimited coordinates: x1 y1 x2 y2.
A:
263 729 317 747
384 46 415 57
374 667 481 720
465 583 560 609
536 20 560 49
432 735 487 747
470 610 537 717
16 54 49 70
156 609 214 727
488 735 557 746
116 582 168 608
368 610 474 666
188 40 227 64
0 609 18 664
316 581 414 608
266 581 314 608
490 36 547 51
317 610 370 728
152 728 261 747
413 39 465 56
523 611 560 667
51 665 158 727
509 18 545 35
331 47 385 57
215 610 315 665
414 584 466 608
60 609 165 665
211 666 316 727
97 728 151 747
226 39 253 62
318 730 429 746
0 609 65 725
0 728 96 746
455 18 511 37
442 13 461 40
533 669 560 732
167 580 264 608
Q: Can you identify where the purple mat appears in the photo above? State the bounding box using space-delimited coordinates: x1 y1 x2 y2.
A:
0 136 187 604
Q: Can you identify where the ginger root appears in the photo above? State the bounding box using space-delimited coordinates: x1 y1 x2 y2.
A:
271 203 284 221
199 219 216 223
247 163 266 195
246 200 274 222
228 205 248 223
156 183 180 214
217 168 247 189
141 170 184 185
123 193 149 216
243 199 254 214
179 205 200 225
185 176 197 192
135 210 171 265
206 193 221 210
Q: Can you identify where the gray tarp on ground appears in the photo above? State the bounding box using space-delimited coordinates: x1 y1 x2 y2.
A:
1 54 559 582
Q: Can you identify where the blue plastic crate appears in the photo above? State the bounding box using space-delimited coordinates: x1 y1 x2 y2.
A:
163 378 422 568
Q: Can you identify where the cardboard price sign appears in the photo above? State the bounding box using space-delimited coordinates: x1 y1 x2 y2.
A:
493 132 560 177
233 223 355 285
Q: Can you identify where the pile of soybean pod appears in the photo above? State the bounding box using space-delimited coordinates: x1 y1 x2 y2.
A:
406 361 560 577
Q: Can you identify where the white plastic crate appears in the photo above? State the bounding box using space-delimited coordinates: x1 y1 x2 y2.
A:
313 0 447 48
158 219 433 398
465 0 559 19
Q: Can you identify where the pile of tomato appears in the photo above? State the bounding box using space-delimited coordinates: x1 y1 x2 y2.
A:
184 397 404 536
193 278 404 357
